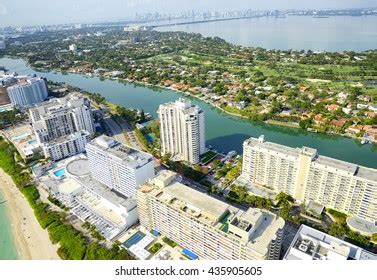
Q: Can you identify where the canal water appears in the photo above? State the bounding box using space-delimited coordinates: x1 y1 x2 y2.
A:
1 57 376 168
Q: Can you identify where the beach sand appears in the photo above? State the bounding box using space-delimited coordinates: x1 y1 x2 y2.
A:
0 168 60 260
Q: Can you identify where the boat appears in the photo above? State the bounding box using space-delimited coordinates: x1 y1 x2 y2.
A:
361 139 367 145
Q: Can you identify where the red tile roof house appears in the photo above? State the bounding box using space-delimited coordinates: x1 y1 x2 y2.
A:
331 118 347 128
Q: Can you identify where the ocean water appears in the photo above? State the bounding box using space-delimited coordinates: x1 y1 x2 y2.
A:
0 190 18 260
156 15 377 52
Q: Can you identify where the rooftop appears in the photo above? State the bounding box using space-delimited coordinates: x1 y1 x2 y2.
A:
141 171 285 253
164 181 230 220
314 156 358 175
29 93 89 119
347 216 377 236
58 178 83 194
284 225 377 260
66 158 91 178
88 135 153 169
76 175 136 211
243 136 303 160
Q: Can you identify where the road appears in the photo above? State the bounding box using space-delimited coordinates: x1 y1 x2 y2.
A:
103 117 128 144
115 117 142 150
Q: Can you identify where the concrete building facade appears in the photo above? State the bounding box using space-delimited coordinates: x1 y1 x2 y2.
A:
137 170 285 260
29 94 95 161
42 130 91 161
86 135 155 198
240 135 377 224
7 77 48 107
158 99 205 164
30 94 95 143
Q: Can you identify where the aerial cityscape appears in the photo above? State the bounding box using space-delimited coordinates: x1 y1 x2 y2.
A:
0 0 376 267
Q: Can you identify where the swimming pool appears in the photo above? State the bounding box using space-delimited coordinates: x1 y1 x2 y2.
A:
11 133 30 142
123 231 145 248
53 168 66 178
28 140 38 145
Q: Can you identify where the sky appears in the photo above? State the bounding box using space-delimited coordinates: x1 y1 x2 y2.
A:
0 0 375 27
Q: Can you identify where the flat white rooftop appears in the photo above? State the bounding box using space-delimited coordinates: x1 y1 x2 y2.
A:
164 181 230 219
284 225 377 260
88 135 153 169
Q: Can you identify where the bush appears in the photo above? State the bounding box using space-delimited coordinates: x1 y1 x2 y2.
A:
148 243 163 254
162 237 177 248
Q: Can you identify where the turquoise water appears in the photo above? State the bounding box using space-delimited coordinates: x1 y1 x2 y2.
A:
28 140 38 145
53 168 66 178
156 16 377 52
0 190 18 260
124 231 145 248
0 57 376 169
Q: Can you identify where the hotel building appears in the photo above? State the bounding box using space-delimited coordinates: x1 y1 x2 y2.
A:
7 77 48 107
30 94 95 143
41 156 138 241
158 99 205 164
240 135 377 224
284 225 377 260
137 170 285 260
29 94 95 161
86 135 155 198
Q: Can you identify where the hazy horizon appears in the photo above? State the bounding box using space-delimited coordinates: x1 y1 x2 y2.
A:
0 0 376 27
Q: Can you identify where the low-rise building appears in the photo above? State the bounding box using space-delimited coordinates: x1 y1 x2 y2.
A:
284 225 377 260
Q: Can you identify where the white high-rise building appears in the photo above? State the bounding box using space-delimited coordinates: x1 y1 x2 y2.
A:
29 94 95 161
7 77 48 107
42 131 91 161
158 98 205 164
240 135 377 224
137 170 285 260
30 94 95 143
86 135 155 198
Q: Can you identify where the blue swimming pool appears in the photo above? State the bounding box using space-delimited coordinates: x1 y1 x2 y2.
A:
123 232 145 248
53 168 66 178
28 140 38 145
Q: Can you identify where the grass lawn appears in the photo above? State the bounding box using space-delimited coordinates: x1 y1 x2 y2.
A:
200 150 218 164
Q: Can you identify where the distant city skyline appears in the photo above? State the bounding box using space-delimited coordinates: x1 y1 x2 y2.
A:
0 0 376 27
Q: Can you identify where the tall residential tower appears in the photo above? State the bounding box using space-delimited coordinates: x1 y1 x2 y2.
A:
240 136 377 224
29 94 95 161
7 77 48 107
86 135 155 198
158 99 205 164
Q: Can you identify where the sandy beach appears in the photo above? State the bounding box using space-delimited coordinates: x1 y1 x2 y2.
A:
0 168 60 260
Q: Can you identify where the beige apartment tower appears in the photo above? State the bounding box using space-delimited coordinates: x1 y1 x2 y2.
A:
137 170 285 260
158 99 205 164
240 136 377 224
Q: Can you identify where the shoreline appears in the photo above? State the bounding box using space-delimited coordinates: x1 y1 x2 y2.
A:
0 168 60 260
1 56 371 145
